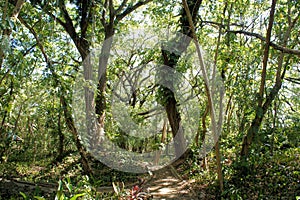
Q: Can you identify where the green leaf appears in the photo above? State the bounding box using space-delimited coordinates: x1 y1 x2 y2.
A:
34 196 46 200
55 180 64 200
70 193 86 200
20 192 28 200
64 177 72 193
58 179 63 191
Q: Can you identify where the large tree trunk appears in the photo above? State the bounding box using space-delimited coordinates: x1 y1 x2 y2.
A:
161 0 202 159
165 90 186 158
95 26 114 142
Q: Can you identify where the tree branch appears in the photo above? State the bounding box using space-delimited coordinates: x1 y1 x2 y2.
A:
109 0 115 24
115 0 128 15
11 43 37 68
201 20 244 28
282 97 296 112
18 15 49 64
11 0 25 19
258 0 276 107
80 0 90 38
58 0 78 43
116 0 152 22
42 1 88 57
228 30 300 56
182 0 223 191
285 77 300 85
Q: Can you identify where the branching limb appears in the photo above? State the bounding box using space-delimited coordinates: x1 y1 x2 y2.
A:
58 0 78 43
228 30 300 56
109 0 115 24
115 0 128 15
18 15 49 64
258 0 276 107
80 0 91 37
284 77 300 85
116 0 152 22
11 0 25 19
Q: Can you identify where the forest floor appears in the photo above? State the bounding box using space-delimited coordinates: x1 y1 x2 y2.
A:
0 169 194 200
0 160 207 199
0 147 299 199
0 165 200 200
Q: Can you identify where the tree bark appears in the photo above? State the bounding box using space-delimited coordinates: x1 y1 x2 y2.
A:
201 104 209 170
56 107 64 162
95 26 114 143
160 0 202 159
240 0 277 158
95 0 153 143
27 0 153 171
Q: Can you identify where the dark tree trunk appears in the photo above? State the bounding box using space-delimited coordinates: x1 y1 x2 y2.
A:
239 0 296 158
95 25 115 143
201 104 209 170
164 90 186 158
60 95 93 175
240 84 282 157
56 109 64 162
160 0 202 159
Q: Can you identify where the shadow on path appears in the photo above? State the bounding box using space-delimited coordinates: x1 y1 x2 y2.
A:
144 166 198 200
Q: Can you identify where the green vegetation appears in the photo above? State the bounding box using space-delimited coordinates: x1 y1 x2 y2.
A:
0 0 299 199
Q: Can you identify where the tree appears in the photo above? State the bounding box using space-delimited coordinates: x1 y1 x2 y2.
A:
239 0 300 158
159 0 202 159
22 0 153 174
0 0 26 162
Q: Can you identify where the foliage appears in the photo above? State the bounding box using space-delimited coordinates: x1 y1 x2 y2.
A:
0 0 299 199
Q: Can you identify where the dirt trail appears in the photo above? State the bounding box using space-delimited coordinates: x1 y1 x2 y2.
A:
144 166 198 200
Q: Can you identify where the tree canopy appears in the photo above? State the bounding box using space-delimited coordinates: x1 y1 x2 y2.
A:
0 0 299 199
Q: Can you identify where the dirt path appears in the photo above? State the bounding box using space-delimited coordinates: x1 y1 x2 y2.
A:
144 166 198 200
